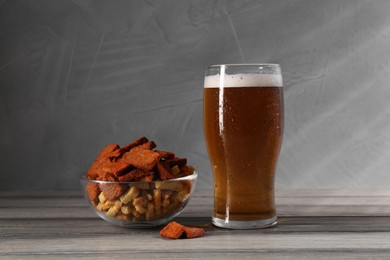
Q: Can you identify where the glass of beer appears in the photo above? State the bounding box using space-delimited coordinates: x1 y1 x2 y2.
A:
203 64 284 229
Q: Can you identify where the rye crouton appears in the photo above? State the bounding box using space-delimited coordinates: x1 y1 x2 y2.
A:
109 136 149 160
98 173 128 201
86 182 100 206
117 169 154 182
160 221 205 239
86 144 120 179
122 146 160 171
156 161 175 180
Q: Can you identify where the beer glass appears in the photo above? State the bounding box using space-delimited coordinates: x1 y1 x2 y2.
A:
203 64 284 229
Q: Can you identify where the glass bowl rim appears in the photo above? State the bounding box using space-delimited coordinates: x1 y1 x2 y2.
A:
206 63 280 69
80 171 198 185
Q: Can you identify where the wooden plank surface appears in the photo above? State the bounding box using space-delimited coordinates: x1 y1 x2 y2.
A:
1 189 390 259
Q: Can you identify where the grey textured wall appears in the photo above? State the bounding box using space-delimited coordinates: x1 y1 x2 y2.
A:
1 0 390 190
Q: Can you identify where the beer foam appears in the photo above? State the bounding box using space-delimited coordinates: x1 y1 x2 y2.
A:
204 74 283 88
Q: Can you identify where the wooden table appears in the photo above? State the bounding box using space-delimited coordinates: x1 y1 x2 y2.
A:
1 189 390 259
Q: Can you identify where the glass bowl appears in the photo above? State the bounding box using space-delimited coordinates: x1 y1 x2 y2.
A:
80 171 197 228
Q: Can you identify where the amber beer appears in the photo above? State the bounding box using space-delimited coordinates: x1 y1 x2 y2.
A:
203 64 283 229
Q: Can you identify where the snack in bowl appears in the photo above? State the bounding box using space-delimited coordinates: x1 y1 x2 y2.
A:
81 136 197 227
